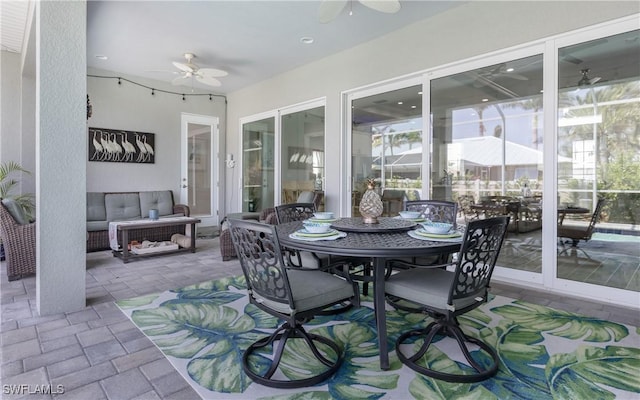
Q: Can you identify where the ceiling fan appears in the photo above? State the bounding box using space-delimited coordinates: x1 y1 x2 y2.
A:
478 63 528 82
318 0 401 24
170 53 228 88
577 68 601 86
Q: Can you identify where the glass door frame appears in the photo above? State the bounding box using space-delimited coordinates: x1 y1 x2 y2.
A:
237 98 326 211
425 44 547 288
341 15 638 308
342 76 425 217
180 112 220 227
548 17 639 306
279 98 326 205
238 111 278 212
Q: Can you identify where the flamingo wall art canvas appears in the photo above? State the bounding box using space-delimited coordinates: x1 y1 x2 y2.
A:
88 127 155 164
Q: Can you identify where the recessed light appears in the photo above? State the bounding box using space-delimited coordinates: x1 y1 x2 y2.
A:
397 101 403 105
411 105 417 109
482 98 489 102
95 55 108 60
506 67 514 72
300 37 314 44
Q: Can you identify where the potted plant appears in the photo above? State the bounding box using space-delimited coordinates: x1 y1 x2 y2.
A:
0 161 35 260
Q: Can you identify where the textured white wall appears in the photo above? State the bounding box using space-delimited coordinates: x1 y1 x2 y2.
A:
225 1 639 214
36 1 86 314
0 51 22 167
86 68 226 201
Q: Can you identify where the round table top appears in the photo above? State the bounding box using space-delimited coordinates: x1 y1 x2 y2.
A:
557 206 590 214
277 219 460 258
329 216 417 233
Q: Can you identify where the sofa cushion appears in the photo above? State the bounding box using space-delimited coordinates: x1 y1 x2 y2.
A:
139 191 174 218
87 220 110 232
87 192 106 221
1 198 29 225
105 193 142 222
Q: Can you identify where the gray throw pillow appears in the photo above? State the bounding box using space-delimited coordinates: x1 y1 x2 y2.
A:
2 198 29 225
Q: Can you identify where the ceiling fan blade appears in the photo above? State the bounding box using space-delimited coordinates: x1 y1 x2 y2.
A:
171 75 190 86
589 76 602 85
318 0 347 23
198 67 228 78
359 0 401 14
195 75 222 87
173 61 195 73
145 69 180 75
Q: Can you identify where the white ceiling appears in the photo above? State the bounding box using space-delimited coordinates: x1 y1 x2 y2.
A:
0 1 30 53
85 1 465 94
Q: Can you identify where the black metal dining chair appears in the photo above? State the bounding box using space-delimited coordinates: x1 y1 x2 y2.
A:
275 202 372 296
405 199 458 226
386 200 458 277
385 216 510 383
558 198 606 257
228 219 359 388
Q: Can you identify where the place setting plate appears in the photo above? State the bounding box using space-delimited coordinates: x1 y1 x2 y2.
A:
393 216 426 223
290 228 347 241
305 218 340 223
408 227 464 242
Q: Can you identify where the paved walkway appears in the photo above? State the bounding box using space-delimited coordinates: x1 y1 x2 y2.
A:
1 237 637 399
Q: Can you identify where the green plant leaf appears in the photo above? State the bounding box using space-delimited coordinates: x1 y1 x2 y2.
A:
491 301 628 342
172 275 246 293
406 343 498 399
486 322 552 397
547 345 640 400
131 302 255 357
116 293 159 308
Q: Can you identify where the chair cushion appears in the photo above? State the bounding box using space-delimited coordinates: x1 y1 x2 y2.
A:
139 191 174 217
87 192 106 221
385 268 479 312
256 269 354 314
1 198 28 225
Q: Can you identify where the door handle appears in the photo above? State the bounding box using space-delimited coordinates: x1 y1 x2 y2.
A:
182 184 188 188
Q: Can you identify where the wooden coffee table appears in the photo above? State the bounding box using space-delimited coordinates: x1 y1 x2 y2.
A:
110 217 201 263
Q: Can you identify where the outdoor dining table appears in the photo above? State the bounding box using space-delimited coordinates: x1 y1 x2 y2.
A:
557 206 590 225
276 216 461 370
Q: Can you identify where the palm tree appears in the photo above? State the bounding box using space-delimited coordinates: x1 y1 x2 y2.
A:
0 161 34 219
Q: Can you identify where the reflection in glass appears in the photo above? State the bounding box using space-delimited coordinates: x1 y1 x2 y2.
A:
242 118 275 212
187 123 212 215
557 30 640 292
351 85 423 216
281 106 325 208
430 54 544 272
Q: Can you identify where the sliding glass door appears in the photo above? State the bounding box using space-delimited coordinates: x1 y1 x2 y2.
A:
430 53 545 276
241 116 275 213
240 100 326 214
349 83 423 216
556 29 640 293
280 102 325 209
340 18 638 305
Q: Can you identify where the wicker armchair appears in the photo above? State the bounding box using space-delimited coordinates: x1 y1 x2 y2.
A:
0 200 36 281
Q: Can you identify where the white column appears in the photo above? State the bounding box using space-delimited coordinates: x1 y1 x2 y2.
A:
36 1 86 314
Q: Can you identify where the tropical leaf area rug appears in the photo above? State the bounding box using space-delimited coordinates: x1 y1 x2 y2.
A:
116 275 640 400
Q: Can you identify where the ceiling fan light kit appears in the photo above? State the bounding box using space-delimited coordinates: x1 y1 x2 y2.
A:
168 53 228 88
577 68 601 86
